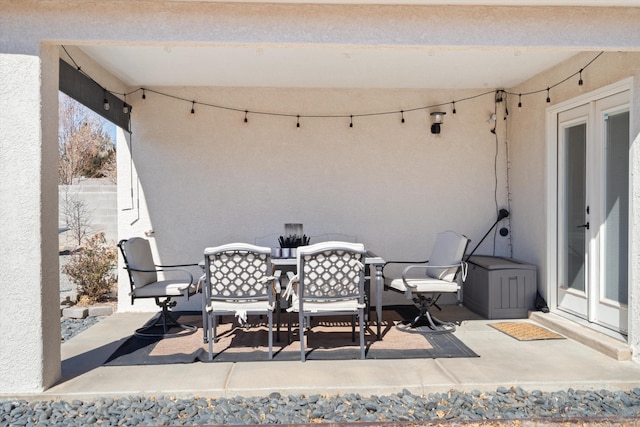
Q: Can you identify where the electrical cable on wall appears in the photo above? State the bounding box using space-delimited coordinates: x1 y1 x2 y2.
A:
491 92 500 256
503 94 514 258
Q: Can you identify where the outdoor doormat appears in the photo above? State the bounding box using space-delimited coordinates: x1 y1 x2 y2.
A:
489 321 565 341
104 306 478 365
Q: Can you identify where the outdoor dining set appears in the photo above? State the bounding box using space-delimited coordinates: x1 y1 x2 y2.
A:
117 229 469 362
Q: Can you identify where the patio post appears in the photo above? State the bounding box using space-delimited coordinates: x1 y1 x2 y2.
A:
0 45 61 392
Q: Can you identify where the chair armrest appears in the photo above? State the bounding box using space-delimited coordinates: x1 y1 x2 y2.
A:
400 261 468 286
382 259 428 279
273 270 282 293
124 266 195 285
196 274 206 294
284 272 299 300
156 263 200 268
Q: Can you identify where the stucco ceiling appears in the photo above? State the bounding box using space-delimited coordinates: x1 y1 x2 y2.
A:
78 45 580 89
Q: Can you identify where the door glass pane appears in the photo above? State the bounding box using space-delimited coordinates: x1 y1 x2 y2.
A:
603 111 629 304
563 123 587 292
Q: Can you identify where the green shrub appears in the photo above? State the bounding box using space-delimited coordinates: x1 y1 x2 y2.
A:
63 232 117 305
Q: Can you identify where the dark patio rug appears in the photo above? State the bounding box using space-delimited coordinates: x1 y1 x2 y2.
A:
104 306 479 365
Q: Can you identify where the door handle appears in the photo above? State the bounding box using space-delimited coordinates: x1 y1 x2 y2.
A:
577 222 590 230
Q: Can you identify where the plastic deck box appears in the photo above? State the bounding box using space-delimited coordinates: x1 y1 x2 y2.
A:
463 255 537 319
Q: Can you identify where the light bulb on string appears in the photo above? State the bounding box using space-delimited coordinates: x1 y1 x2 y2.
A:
349 115 353 128
244 111 248 123
400 110 405 123
518 94 522 110
103 89 110 111
296 115 300 128
578 69 584 86
141 89 146 101
123 94 129 114
546 88 551 103
190 101 195 115
452 101 456 115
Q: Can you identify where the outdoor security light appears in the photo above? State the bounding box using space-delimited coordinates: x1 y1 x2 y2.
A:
430 111 446 134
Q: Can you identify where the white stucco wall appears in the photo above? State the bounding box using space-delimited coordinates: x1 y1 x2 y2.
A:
117 85 512 312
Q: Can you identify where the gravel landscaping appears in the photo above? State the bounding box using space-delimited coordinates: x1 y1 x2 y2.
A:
2 387 640 426
60 316 104 342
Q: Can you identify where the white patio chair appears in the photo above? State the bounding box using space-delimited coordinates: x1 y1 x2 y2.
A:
118 237 198 338
202 243 280 360
385 230 470 333
285 241 367 361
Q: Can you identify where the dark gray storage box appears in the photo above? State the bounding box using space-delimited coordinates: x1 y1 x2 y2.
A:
463 255 537 319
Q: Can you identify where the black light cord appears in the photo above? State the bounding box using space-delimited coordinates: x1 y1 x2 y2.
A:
61 46 604 125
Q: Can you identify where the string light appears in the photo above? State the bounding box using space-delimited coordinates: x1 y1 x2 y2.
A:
61 47 604 129
578 69 584 86
103 89 110 111
122 94 129 114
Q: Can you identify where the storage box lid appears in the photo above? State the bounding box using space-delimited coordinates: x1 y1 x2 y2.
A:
468 255 536 270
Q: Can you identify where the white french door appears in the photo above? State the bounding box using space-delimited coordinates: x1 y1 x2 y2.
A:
556 90 630 334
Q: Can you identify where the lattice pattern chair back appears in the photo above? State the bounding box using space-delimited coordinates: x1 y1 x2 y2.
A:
299 246 365 302
293 241 367 361
203 243 277 360
205 245 273 302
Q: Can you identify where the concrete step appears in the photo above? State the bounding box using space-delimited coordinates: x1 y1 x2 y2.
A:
529 311 632 361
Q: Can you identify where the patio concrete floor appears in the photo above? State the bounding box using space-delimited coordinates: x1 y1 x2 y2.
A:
40 305 640 400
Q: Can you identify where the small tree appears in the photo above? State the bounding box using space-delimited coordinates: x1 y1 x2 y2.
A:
62 232 117 305
58 93 116 184
60 186 93 248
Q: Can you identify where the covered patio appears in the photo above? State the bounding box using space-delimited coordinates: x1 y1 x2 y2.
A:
48 305 640 399
1 0 640 395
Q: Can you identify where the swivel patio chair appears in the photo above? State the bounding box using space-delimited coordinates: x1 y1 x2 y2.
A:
285 241 367 361
385 230 469 333
118 237 198 338
202 243 280 360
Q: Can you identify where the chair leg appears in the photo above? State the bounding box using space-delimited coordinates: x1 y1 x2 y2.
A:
202 299 209 344
352 314 356 342
358 308 365 360
268 311 273 360
134 298 197 339
212 312 218 343
208 312 214 361
299 311 306 362
407 297 456 333
276 296 281 343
